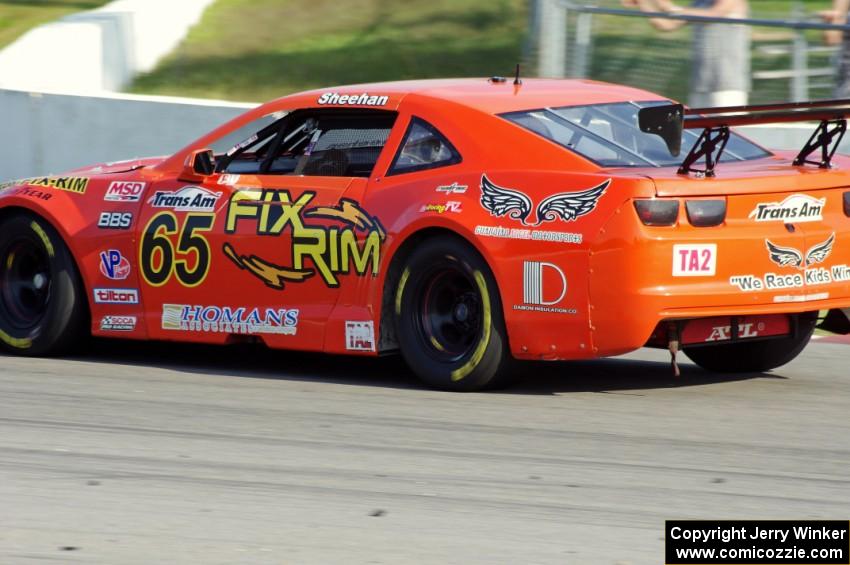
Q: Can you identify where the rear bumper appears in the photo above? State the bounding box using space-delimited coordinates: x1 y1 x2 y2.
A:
588 197 850 356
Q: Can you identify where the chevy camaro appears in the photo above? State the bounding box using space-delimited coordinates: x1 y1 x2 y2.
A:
1 78 849 390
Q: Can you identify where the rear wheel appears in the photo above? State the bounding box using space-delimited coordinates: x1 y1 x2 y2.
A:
0 213 87 355
683 312 817 373
393 236 513 391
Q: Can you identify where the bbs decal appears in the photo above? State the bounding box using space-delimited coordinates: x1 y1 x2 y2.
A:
98 211 133 229
140 212 215 287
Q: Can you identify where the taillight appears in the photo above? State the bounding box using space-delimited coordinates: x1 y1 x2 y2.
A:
686 199 726 227
634 199 679 226
844 191 850 216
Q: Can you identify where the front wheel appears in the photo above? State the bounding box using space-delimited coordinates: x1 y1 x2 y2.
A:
393 236 513 391
0 213 88 355
683 312 817 373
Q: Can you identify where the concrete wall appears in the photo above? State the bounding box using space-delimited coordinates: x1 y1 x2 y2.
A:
0 88 255 180
1 87 848 181
0 0 215 93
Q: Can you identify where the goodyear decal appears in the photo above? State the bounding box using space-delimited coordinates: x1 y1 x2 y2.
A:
1 176 89 194
223 190 385 290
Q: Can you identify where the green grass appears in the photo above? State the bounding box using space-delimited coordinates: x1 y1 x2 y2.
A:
0 0 109 49
131 0 528 102
130 0 841 103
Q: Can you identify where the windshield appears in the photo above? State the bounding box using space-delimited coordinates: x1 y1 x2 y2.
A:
502 101 770 168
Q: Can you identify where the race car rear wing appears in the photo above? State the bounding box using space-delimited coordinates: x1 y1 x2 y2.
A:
638 99 850 177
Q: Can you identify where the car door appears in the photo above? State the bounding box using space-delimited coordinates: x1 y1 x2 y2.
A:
137 108 397 352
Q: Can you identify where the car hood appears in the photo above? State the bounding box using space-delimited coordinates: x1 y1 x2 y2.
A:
67 156 168 176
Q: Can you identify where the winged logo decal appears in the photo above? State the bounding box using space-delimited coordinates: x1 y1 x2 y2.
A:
480 175 533 225
765 233 835 270
480 175 609 227
805 232 835 266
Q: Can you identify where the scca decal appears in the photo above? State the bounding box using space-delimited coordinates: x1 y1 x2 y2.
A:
223 190 385 290
140 212 215 287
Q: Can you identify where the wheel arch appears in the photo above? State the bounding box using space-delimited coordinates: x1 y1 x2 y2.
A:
377 225 507 352
0 204 92 326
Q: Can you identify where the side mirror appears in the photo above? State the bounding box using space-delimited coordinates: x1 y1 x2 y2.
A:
178 149 216 182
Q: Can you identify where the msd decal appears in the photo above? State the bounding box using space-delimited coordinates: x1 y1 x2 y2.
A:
148 186 222 212
99 250 131 280
749 194 825 223
672 244 717 277
104 181 146 202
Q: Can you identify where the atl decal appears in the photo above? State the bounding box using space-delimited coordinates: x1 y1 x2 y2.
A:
223 190 386 290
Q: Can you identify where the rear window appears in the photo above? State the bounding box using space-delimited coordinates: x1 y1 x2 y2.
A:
502 101 770 168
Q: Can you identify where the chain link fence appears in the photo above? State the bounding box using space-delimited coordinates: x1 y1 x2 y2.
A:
529 0 846 104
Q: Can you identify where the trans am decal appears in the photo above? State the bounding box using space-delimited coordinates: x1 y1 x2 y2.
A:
223 190 386 290
479 175 609 226
749 194 825 223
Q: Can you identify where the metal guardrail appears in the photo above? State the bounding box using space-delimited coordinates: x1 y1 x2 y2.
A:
535 0 850 101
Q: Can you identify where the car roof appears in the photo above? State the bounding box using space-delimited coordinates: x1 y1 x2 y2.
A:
270 78 670 115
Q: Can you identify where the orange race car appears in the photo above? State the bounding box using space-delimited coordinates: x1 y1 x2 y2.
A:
2 77 850 390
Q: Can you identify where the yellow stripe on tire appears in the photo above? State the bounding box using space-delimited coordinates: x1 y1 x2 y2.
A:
451 270 491 382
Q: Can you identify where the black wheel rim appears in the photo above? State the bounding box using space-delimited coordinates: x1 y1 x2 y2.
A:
416 265 482 362
0 235 52 330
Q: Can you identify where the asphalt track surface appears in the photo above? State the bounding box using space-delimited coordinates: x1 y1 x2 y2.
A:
1 339 848 565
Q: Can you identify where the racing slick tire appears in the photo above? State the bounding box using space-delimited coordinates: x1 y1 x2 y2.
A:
0 213 88 356
394 235 514 391
683 312 818 373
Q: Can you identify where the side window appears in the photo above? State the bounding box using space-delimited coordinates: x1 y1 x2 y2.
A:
388 117 461 175
222 110 396 177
